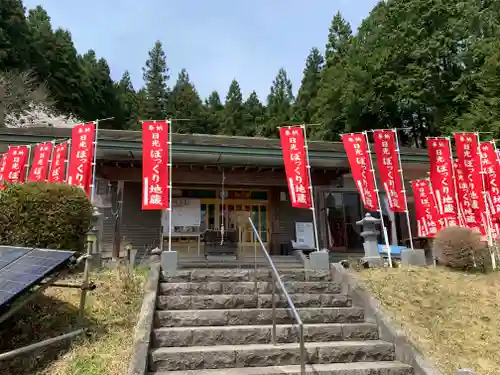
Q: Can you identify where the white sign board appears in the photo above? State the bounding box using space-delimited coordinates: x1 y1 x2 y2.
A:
292 222 315 249
162 198 201 230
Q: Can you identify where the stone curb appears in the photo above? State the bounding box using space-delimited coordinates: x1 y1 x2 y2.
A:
127 262 160 375
330 263 442 375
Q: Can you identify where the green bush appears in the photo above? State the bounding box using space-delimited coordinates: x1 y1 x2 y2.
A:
0 182 93 252
433 226 490 271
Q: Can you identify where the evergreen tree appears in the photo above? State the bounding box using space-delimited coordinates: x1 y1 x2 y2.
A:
220 79 243 135
263 68 294 137
242 91 265 136
142 40 169 120
0 0 31 71
116 70 138 129
26 6 53 83
202 91 223 134
294 47 324 125
168 69 204 133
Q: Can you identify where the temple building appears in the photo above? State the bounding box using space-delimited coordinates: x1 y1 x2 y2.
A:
0 127 429 261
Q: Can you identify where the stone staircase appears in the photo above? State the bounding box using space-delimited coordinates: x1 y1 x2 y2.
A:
178 255 304 269
148 267 413 375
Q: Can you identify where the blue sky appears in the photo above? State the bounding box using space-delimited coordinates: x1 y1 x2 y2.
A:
23 0 379 101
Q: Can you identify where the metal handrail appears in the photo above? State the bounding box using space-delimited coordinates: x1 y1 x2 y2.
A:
248 218 306 375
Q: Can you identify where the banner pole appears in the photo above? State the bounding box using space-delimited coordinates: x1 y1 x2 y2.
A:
393 129 414 250
168 119 173 253
364 131 392 267
301 124 320 251
90 120 99 204
47 140 56 182
476 133 496 269
24 145 32 182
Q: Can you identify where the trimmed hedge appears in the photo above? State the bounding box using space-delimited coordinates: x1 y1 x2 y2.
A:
0 182 93 252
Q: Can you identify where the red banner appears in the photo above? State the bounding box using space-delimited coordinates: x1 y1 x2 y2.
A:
27 142 53 182
279 126 312 209
342 133 379 211
0 154 6 182
454 159 475 228
67 123 95 195
48 141 69 183
427 137 458 226
373 130 405 212
480 142 500 217
142 120 170 210
454 133 485 234
3 145 30 184
411 179 441 238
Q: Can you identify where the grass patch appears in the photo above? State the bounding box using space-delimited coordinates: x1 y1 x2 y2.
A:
356 267 500 375
0 266 146 375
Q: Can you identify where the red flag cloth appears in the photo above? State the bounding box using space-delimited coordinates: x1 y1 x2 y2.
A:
48 141 69 183
142 120 170 210
3 145 30 184
372 129 405 212
279 126 312 209
411 179 441 238
480 142 500 218
27 142 53 182
342 133 379 211
454 133 486 234
427 137 458 226
453 159 475 228
66 123 95 196
0 154 7 182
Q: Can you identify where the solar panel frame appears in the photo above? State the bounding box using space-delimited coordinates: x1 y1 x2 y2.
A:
0 247 31 271
0 247 76 312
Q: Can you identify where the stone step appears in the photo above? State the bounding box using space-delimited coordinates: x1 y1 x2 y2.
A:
161 269 330 283
157 293 351 310
149 361 413 375
148 340 395 371
152 323 378 347
155 307 364 327
159 281 341 296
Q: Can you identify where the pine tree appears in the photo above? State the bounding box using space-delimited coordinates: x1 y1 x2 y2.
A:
0 0 31 71
294 47 324 125
263 68 294 137
242 91 265 136
220 79 243 135
168 69 204 133
142 40 169 120
325 11 353 66
26 6 54 83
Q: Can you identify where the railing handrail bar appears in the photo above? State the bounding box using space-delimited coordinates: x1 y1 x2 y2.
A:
248 218 303 326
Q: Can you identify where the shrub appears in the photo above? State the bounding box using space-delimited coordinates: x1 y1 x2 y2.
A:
0 182 93 252
433 226 489 271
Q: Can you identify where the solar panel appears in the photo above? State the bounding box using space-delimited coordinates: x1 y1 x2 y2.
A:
0 247 31 271
0 247 75 310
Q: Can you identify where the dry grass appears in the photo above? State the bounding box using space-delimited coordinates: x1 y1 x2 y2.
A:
356 267 500 375
0 266 146 375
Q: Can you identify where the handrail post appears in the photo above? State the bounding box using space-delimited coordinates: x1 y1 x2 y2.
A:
299 323 305 375
271 276 277 345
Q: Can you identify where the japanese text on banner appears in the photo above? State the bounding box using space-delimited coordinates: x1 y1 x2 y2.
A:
342 133 379 211
48 142 69 183
279 126 312 209
480 142 500 218
27 142 53 182
66 123 95 195
454 133 485 234
454 159 475 228
372 130 405 212
411 179 441 238
142 120 169 210
427 138 458 226
3 145 29 184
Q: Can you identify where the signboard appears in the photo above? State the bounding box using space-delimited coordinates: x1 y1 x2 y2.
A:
292 221 315 249
162 198 201 231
